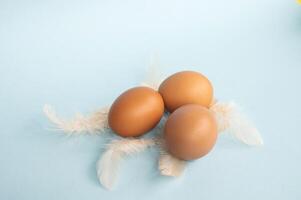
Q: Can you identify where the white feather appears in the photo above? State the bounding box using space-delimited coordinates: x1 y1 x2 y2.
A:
159 153 186 177
96 138 156 190
158 140 186 177
210 101 264 146
43 104 109 135
141 54 163 90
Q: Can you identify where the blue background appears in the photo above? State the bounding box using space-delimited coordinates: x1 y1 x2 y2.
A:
0 0 300 199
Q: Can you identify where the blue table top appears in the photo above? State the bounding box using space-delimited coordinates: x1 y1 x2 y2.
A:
0 0 300 199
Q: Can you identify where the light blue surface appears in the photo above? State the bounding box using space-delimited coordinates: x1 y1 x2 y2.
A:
0 0 300 199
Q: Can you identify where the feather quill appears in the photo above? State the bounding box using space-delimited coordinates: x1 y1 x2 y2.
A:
97 138 156 190
43 104 109 135
210 101 264 146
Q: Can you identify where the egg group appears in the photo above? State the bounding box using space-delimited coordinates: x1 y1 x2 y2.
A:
108 70 217 161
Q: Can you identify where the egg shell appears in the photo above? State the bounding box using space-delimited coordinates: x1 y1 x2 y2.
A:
159 71 213 112
164 104 217 160
108 87 164 137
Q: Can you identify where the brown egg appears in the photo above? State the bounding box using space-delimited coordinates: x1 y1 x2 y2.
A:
159 71 213 112
108 87 164 137
164 104 217 160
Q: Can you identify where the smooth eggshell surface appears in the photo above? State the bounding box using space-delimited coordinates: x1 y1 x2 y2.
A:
108 87 164 137
159 71 213 112
164 104 217 160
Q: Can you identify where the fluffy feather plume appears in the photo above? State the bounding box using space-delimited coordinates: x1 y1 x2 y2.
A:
210 101 264 146
141 54 163 90
97 138 156 190
43 104 109 135
157 138 186 177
